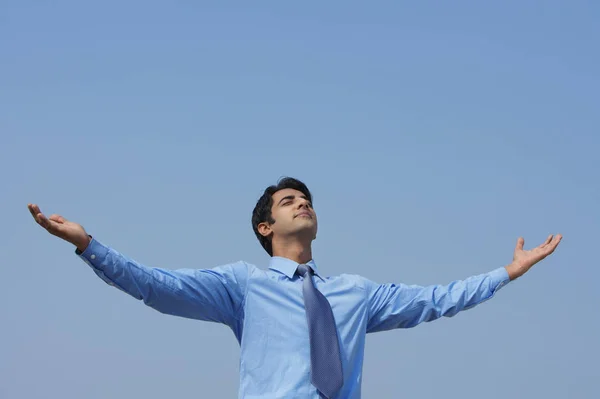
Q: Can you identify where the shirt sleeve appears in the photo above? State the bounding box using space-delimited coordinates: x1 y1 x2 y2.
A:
363 267 510 333
76 237 250 336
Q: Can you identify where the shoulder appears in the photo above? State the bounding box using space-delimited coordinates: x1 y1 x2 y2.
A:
220 260 276 281
201 261 260 283
324 273 371 291
217 260 260 274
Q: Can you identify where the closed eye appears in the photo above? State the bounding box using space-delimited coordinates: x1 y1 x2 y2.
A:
278 195 295 206
277 194 312 208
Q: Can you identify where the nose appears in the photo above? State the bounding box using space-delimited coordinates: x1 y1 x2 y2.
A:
297 198 310 209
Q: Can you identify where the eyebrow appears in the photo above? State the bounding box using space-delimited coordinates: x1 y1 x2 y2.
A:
277 195 308 206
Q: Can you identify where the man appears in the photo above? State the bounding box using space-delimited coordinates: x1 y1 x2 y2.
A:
28 177 562 399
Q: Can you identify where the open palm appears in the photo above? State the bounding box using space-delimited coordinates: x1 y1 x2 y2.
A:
28 204 90 252
509 234 562 279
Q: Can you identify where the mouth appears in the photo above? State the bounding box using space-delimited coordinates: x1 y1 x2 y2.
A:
295 212 312 219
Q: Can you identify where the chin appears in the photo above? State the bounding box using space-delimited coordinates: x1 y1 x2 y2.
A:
295 225 317 238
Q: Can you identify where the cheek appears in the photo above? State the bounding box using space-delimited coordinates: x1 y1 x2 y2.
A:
269 208 282 223
269 210 288 228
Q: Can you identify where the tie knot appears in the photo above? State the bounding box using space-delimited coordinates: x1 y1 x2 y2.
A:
296 264 313 278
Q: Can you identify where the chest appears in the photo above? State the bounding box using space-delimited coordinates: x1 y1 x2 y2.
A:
242 275 368 344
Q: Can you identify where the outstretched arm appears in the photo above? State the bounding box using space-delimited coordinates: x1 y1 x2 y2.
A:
365 234 562 333
27 204 249 335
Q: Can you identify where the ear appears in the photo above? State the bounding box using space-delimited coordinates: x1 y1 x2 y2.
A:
257 221 273 238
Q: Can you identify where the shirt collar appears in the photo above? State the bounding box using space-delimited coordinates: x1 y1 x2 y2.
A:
268 256 322 280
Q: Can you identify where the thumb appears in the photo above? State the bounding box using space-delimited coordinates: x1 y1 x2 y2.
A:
49 214 66 224
515 237 524 251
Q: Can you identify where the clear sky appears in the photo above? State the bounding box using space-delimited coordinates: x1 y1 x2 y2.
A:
2 1 599 398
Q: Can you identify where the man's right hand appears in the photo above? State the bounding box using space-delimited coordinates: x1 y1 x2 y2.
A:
28 204 91 253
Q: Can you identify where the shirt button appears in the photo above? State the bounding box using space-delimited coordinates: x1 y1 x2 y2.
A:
90 254 96 260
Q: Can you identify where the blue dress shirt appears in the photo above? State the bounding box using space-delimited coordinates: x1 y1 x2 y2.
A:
77 237 510 398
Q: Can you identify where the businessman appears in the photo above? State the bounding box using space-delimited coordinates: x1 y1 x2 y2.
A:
28 177 562 399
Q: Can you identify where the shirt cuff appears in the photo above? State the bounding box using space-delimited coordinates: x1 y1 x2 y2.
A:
489 266 511 294
75 236 110 271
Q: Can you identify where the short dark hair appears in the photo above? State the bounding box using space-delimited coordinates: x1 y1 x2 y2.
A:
252 177 313 256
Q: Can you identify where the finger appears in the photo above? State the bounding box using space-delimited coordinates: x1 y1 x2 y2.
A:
545 234 563 253
516 237 524 251
49 214 66 224
540 234 553 248
41 216 65 236
31 204 41 214
28 204 35 220
37 212 51 228
28 204 45 225
28 203 40 221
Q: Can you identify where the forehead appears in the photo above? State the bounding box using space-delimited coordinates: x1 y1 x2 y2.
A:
272 188 306 201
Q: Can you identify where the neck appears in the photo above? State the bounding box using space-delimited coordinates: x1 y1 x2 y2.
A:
271 237 313 264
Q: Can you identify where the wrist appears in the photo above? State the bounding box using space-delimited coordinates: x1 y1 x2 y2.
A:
75 235 92 253
505 262 528 281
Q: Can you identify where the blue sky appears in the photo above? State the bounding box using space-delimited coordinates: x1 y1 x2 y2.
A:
1 1 598 398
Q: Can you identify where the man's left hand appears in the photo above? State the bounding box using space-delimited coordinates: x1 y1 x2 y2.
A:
505 234 563 280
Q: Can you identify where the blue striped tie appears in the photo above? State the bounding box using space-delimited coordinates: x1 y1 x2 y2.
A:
296 264 343 398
